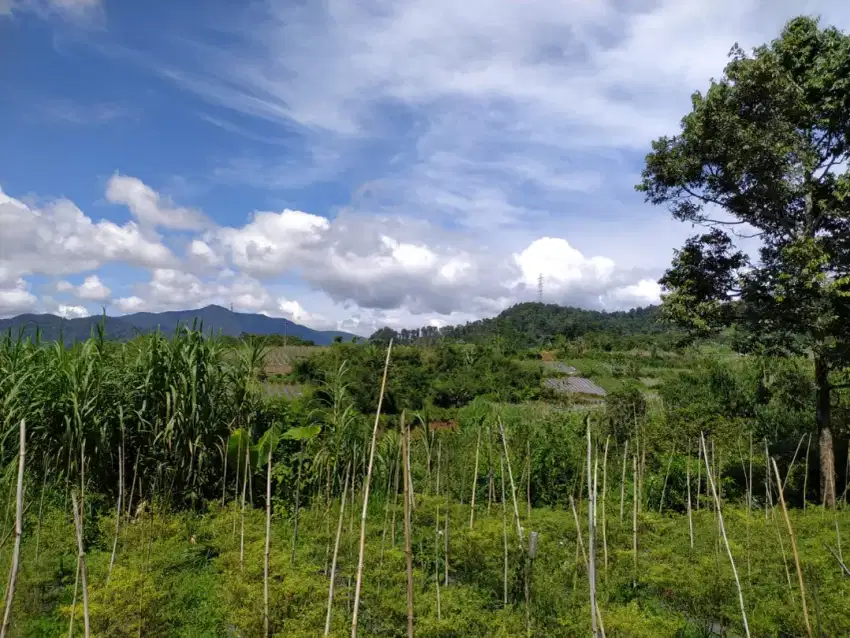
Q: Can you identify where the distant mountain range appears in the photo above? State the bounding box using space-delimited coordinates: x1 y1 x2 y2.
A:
0 305 356 345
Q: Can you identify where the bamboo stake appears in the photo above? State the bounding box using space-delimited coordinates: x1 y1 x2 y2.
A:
70 492 90 638
824 544 850 577
782 433 808 493
443 503 449 587
686 451 694 550
526 439 532 522
240 443 249 572
845 445 850 507
658 444 676 514
350 339 393 638
497 418 523 545
402 414 415 638
68 559 80 638
469 428 481 529
406 414 416 511
80 441 85 523
379 450 396 563
802 434 811 511
632 455 638 588
290 443 304 565
771 458 812 637
221 436 228 507
696 439 702 512
435 440 442 620
500 453 508 608
391 438 401 549
264 441 273 638
771 504 794 595
434 511 441 621
587 425 598 638
701 434 750 638
619 439 628 523
107 444 124 581
747 434 753 581
325 463 351 636
35 455 48 567
0 420 25 638
569 495 587 567
764 439 772 515
830 467 842 563
127 449 140 519
487 421 495 515
601 436 609 572
639 445 646 514
233 435 242 537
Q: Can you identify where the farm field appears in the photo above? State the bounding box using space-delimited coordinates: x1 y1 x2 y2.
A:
0 325 848 636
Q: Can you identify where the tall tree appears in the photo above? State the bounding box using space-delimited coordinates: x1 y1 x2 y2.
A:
638 16 850 505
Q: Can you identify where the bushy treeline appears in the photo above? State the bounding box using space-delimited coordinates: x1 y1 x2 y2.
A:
292 341 543 414
370 302 672 350
220 332 317 347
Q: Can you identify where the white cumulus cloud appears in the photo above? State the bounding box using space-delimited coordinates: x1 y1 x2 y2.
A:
76 275 111 301
0 186 176 282
106 174 209 230
57 304 90 319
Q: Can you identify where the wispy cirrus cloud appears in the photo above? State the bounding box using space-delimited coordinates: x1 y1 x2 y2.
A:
158 0 850 238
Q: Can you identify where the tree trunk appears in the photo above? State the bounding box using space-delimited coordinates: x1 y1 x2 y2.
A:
815 357 836 507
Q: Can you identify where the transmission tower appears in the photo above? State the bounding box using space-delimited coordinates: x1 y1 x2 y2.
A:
538 273 544 302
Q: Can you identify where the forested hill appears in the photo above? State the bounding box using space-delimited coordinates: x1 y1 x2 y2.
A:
370 302 668 349
0 305 355 345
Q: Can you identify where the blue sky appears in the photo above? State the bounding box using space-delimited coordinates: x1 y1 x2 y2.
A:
1 0 847 334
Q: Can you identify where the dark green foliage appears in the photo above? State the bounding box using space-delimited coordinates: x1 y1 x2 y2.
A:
370 302 670 351
604 383 647 444
220 333 316 347
295 342 543 413
639 15 850 502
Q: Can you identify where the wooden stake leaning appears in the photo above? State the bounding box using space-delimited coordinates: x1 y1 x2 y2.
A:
0 420 25 638
402 415 415 638
586 425 603 637
632 455 638 588
686 450 694 550
619 439 628 523
469 428 481 529
264 441 273 638
70 491 90 638
325 463 351 636
240 444 249 572
435 440 442 621
701 434 750 638
107 444 124 582
802 434 811 511
570 495 588 568
497 418 523 545
601 436 610 572
351 338 393 638
771 458 812 638
658 444 676 514
500 453 509 608
782 433 808 493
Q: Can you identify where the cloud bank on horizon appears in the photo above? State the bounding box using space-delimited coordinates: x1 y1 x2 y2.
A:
1 0 847 335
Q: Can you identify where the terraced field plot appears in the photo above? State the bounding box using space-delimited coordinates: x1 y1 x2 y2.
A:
263 345 324 375
544 376 607 397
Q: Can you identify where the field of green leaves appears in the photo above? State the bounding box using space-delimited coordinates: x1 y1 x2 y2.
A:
0 326 847 636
